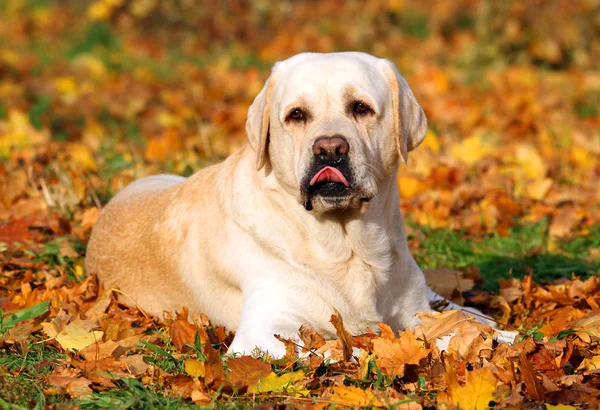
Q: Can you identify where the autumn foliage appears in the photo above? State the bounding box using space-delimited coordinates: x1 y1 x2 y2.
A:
1 0 600 408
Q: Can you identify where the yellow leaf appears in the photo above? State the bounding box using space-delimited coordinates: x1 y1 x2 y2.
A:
523 177 553 200
184 359 206 378
247 370 307 395
67 142 96 171
0 110 48 156
387 0 403 11
547 405 579 410
131 0 158 18
515 144 547 179
73 263 86 279
443 365 497 409
358 348 375 381
572 313 600 341
0 49 19 65
329 385 383 407
421 129 440 154
87 2 111 20
156 111 182 127
73 55 107 80
87 0 124 20
572 146 596 169
53 77 79 100
450 134 494 165
398 174 427 198
55 320 103 352
576 355 600 372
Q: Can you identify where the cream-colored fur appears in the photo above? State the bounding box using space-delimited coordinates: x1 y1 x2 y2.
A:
86 52 506 357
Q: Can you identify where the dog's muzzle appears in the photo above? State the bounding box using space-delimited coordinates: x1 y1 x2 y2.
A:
302 136 354 210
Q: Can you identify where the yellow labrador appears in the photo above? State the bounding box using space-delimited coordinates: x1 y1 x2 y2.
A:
86 52 504 356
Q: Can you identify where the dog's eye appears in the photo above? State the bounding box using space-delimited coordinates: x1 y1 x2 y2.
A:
287 109 305 121
353 102 373 115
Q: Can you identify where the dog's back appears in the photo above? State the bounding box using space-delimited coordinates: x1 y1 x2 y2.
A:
85 174 202 315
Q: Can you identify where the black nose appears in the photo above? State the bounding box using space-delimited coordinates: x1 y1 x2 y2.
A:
312 136 349 163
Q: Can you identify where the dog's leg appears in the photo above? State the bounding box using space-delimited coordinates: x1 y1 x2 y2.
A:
378 255 431 330
227 280 301 358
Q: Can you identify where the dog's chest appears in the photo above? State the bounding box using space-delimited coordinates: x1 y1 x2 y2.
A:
299 231 393 333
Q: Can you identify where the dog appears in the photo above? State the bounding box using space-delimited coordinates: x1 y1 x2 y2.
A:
86 52 507 357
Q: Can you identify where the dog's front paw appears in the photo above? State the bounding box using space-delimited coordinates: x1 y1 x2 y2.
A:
227 333 289 359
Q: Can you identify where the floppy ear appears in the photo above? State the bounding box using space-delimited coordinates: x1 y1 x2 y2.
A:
246 63 280 170
379 59 428 164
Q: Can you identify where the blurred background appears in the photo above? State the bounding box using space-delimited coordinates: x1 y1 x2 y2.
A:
1 0 599 287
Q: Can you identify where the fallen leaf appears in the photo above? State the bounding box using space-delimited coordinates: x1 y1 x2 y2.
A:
571 312 600 342
247 370 307 395
184 359 205 378
55 319 104 352
549 208 582 237
0 217 43 243
450 134 494 165
441 357 498 409
330 308 353 361
122 354 150 376
47 369 93 399
170 307 197 351
327 385 383 407
520 355 546 401
298 324 326 352
226 356 271 390
372 328 430 378
423 268 475 301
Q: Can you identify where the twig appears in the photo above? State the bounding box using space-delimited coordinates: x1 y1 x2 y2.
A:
111 288 150 320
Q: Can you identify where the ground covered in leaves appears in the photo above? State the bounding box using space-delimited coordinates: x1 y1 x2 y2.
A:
1 1 600 408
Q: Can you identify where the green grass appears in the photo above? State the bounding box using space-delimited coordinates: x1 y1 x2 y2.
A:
0 343 68 409
75 378 206 410
411 220 600 292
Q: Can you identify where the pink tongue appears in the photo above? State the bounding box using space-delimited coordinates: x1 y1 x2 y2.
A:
309 166 350 187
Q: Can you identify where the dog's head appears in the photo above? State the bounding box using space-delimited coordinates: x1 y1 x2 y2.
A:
246 52 427 213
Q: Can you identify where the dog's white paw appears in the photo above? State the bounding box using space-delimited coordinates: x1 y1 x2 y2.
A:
494 329 518 344
227 334 288 358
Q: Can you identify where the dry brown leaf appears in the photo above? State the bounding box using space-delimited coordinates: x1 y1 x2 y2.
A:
0 321 34 346
122 354 150 376
330 308 353 362
197 327 225 388
170 307 197 351
549 208 582 237
571 312 600 342
298 324 326 352
448 324 493 362
85 289 114 320
226 356 271 390
47 369 93 399
415 310 487 343
423 268 475 302
520 355 546 401
371 329 430 378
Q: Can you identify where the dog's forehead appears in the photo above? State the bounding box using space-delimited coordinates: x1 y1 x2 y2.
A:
276 53 387 101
